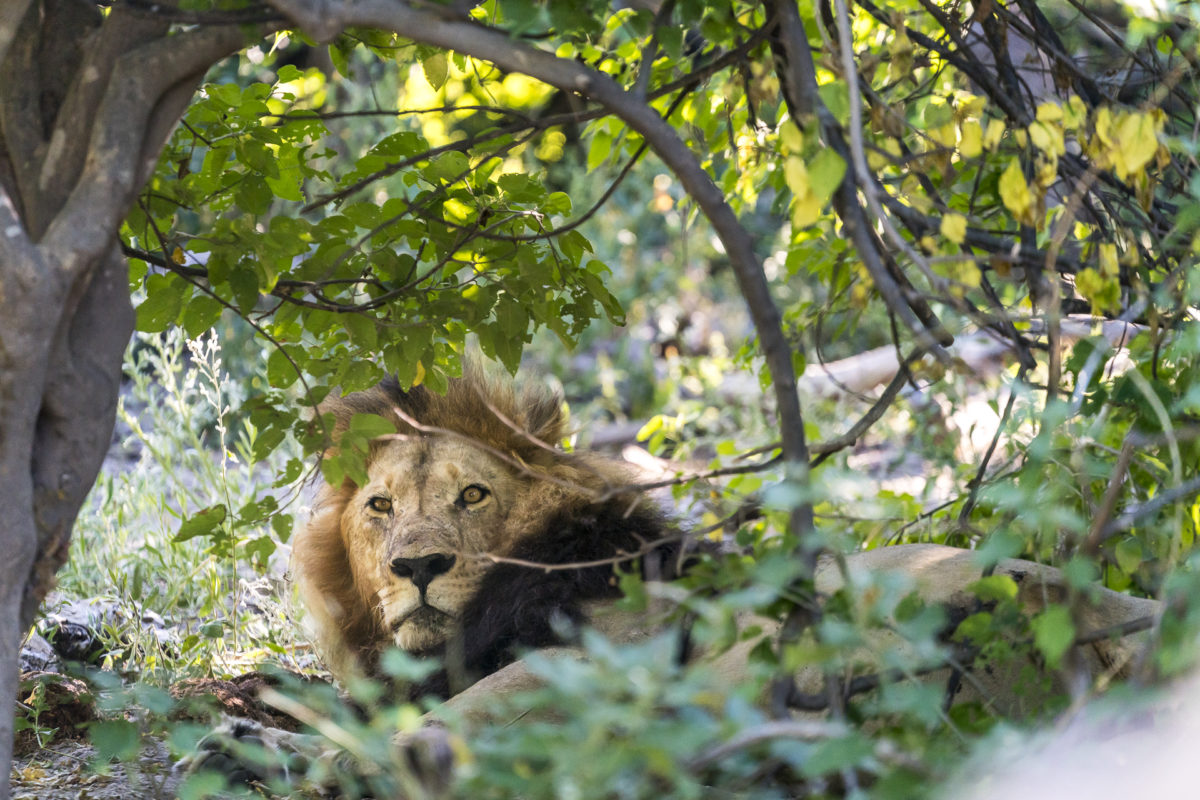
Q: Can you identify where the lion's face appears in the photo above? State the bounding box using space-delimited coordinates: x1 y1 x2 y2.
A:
340 435 525 654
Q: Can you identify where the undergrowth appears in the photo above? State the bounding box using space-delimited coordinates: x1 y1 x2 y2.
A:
52 329 308 678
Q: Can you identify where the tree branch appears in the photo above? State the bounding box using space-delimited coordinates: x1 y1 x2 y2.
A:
43 24 254 278
0 181 38 286
0 0 32 74
31 7 166 236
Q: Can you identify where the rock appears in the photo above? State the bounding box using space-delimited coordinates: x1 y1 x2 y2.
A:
19 633 58 674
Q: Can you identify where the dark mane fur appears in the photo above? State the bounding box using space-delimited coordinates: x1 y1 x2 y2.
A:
410 502 677 700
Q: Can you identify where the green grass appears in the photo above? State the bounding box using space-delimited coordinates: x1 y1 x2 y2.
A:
51 329 308 680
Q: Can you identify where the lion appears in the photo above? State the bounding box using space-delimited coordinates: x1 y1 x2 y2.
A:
184 365 1162 792
291 365 679 699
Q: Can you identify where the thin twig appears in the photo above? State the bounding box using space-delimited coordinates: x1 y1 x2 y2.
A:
686 720 847 769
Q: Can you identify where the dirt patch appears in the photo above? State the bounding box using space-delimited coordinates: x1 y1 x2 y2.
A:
171 669 320 732
11 739 178 800
11 668 331 798
14 672 96 757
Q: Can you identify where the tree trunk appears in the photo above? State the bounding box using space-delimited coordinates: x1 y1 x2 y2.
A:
0 6 248 795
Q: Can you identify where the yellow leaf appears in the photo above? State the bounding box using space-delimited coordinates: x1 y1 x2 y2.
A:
778 121 803 154
998 159 1033 223
869 137 902 170
1036 102 1063 123
1098 242 1119 277
901 175 932 213
941 213 967 244
784 155 809 197
956 92 986 118
1090 106 1114 170
18 766 46 781
413 360 426 387
791 190 822 228
959 120 982 158
1076 267 1120 314
1113 111 1159 179
951 258 982 289
983 118 1006 150
888 27 913 82
929 123 957 148
1028 120 1064 157
422 52 448 91
785 155 835 228
1065 95 1088 129
1035 152 1059 187
1157 143 1172 171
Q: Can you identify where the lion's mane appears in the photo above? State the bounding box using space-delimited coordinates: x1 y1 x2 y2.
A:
292 366 674 698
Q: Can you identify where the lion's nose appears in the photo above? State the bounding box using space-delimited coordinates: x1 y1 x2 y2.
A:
390 553 457 593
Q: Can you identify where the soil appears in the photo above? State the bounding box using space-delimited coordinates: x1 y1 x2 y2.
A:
11 669 319 799
12 739 178 800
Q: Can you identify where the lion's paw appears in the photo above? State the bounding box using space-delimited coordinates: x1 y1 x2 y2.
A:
177 717 310 790
396 724 456 791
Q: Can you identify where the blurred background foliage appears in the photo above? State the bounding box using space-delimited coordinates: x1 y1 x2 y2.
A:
19 0 1200 797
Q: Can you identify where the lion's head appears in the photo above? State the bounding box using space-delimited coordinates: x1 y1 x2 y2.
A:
292 365 671 695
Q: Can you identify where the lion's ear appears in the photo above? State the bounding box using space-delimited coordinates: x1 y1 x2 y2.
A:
521 388 566 446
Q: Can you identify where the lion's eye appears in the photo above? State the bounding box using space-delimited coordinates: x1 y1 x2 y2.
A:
458 485 489 505
367 496 392 514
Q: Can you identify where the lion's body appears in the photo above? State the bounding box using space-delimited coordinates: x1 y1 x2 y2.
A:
436 544 1159 724
188 367 1162 789
293 367 1159 713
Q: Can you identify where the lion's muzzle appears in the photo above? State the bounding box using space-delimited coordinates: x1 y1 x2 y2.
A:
391 553 457 597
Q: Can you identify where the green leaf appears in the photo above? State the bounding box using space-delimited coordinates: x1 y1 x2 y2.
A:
341 358 382 392
174 504 229 543
89 720 140 762
424 151 470 182
807 149 846 204
228 266 260 314
348 412 397 438
136 274 184 332
267 346 301 389
235 175 273 216
181 296 223 337
342 314 378 350
244 535 277 567
801 733 874 777
587 131 612 172
498 173 543 203
1114 537 1143 574
967 574 1019 603
1030 605 1076 668
422 51 448 91
272 512 294 543
953 611 993 644
544 191 571 215
177 771 228 800
818 81 850 126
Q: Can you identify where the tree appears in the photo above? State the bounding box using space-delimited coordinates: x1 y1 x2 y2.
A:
2 1 1199 796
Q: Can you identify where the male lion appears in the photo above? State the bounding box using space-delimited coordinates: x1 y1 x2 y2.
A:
186 365 1161 791
292 366 678 699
